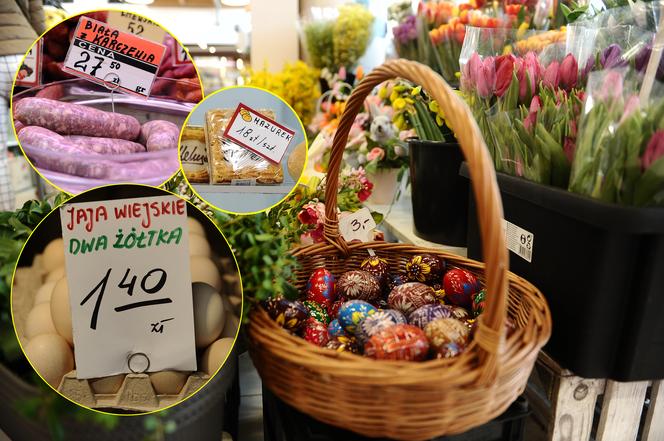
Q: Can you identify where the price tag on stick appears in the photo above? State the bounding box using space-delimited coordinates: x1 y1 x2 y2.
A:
223 103 295 164
60 195 196 379
339 207 377 243
15 39 42 87
107 11 167 42
63 16 166 99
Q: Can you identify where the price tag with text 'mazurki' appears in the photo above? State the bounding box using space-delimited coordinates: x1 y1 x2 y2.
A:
60 195 196 379
223 103 295 165
63 16 166 98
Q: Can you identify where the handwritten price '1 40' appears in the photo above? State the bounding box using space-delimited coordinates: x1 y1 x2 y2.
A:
234 126 277 151
81 267 173 331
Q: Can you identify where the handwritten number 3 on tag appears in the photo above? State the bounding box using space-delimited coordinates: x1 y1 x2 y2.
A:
80 267 170 330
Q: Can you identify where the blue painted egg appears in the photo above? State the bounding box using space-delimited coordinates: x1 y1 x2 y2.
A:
327 319 345 338
337 300 377 334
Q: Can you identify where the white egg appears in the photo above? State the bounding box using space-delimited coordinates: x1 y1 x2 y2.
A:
24 333 74 388
188 232 212 257
222 314 240 339
190 256 222 291
50 278 73 345
90 374 125 394
187 217 205 236
25 303 57 339
201 338 234 375
149 371 189 395
192 282 226 348
45 266 66 283
34 281 57 305
43 238 65 273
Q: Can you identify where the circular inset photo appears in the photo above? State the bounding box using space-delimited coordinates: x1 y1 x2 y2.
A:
11 184 241 414
179 85 307 214
11 10 203 195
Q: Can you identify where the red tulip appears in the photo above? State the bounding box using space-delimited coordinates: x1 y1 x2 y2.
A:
517 52 541 102
559 54 578 91
495 54 515 97
523 96 541 131
564 137 576 164
542 60 560 89
642 130 664 171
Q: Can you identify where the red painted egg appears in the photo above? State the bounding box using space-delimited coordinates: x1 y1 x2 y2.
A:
305 268 336 306
364 324 430 361
303 317 330 346
443 268 481 309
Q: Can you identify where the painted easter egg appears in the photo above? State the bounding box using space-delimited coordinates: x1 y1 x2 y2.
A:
303 318 330 346
364 324 430 361
355 309 406 344
325 334 361 354
327 319 345 338
443 268 481 309
337 300 377 334
302 300 330 324
264 298 308 332
386 273 407 292
305 268 336 306
472 290 486 317
449 306 470 321
337 270 381 302
360 256 389 286
424 318 470 351
327 297 346 318
408 304 454 329
405 254 445 283
433 341 466 359
387 282 437 316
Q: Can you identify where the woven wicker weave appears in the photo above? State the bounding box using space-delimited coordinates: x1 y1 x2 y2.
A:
247 59 551 441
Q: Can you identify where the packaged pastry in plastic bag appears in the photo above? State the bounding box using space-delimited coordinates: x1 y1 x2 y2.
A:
180 125 209 183
205 108 284 185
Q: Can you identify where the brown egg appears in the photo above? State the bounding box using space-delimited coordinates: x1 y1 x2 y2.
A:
190 256 222 291
24 333 74 388
34 281 57 305
149 371 189 395
25 303 57 339
201 338 234 375
50 278 73 345
90 374 125 394
45 266 66 283
43 238 65 273
192 283 226 347
188 232 212 257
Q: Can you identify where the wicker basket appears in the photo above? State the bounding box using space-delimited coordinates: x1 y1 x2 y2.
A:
247 59 551 441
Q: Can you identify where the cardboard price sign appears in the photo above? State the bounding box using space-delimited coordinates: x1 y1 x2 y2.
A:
63 16 166 98
107 11 167 43
15 40 42 87
339 207 377 243
59 195 196 379
223 103 295 164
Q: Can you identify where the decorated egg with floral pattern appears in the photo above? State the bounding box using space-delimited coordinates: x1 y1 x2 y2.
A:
327 319 345 338
472 290 486 317
387 282 437 316
337 270 381 302
337 300 377 334
424 318 470 351
305 268 336 306
303 318 330 346
327 297 346 318
408 304 454 329
443 268 481 309
364 324 430 361
302 300 330 324
325 334 361 354
405 254 445 283
264 298 308 332
387 273 407 292
449 306 471 321
355 309 406 344
360 256 389 285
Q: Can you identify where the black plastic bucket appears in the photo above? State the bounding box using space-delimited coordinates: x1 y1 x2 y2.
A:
409 140 468 246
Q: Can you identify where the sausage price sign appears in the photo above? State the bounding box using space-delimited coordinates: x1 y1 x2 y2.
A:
59 195 196 379
63 16 166 99
223 103 295 164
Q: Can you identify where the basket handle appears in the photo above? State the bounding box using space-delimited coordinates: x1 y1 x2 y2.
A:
323 59 509 384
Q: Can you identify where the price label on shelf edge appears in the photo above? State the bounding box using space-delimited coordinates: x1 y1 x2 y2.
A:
59 195 196 379
502 219 534 263
107 11 167 43
15 40 42 88
63 16 166 99
339 207 377 243
223 103 295 165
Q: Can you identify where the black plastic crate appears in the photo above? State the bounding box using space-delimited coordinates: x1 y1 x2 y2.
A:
461 163 664 381
262 386 530 441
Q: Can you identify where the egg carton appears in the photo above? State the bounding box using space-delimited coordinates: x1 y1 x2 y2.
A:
57 370 211 413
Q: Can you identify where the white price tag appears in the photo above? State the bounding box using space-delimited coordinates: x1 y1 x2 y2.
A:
15 40 42 87
223 103 295 164
339 207 377 243
60 195 196 379
63 16 166 99
502 219 534 263
180 138 208 176
107 11 167 43
171 38 190 66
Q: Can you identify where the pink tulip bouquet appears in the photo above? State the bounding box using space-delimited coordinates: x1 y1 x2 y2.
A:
569 68 664 206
